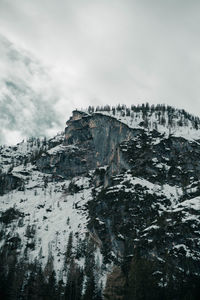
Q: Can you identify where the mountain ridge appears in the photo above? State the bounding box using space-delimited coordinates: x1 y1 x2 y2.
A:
0 104 200 299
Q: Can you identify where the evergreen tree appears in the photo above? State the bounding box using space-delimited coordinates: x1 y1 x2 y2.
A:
65 231 73 264
45 271 58 300
65 260 83 300
125 249 162 300
83 240 100 300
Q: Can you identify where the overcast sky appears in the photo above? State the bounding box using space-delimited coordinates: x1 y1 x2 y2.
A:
0 0 200 144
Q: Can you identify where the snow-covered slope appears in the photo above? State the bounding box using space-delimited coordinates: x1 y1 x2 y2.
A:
0 132 64 174
83 104 200 141
0 105 200 299
0 168 91 275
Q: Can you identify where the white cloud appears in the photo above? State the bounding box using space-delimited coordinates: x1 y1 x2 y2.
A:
0 35 73 144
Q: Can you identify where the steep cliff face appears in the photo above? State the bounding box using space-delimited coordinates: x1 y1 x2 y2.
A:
0 105 200 300
36 111 141 179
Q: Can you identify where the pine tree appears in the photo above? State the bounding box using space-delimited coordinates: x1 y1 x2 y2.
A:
83 240 99 300
125 249 162 300
65 232 73 264
45 271 58 300
65 260 83 300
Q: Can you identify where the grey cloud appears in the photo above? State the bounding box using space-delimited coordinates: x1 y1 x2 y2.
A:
0 35 71 144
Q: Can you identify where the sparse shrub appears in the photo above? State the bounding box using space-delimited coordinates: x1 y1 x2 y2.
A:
0 208 24 225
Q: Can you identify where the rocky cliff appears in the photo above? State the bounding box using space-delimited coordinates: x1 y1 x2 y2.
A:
0 104 200 300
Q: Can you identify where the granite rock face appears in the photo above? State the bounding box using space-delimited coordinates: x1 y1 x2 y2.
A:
0 173 23 195
36 111 141 179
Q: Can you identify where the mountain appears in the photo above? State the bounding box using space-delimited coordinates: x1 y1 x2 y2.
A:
0 104 200 300
0 35 63 145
